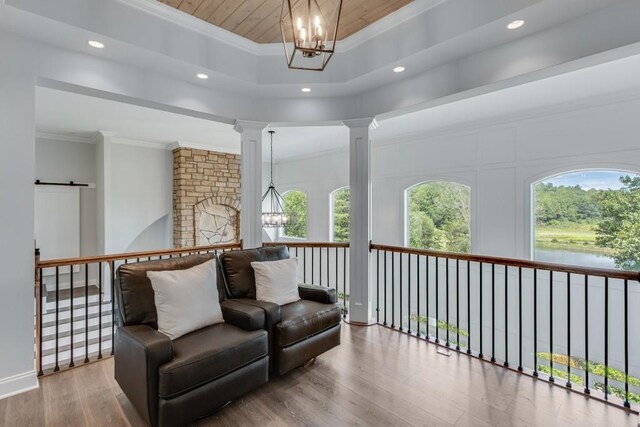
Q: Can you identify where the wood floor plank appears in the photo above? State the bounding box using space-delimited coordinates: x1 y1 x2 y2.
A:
2 324 636 426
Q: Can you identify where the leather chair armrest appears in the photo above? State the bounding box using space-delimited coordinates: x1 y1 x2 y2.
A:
221 300 266 331
298 283 337 304
231 299 282 372
114 325 173 427
232 298 282 325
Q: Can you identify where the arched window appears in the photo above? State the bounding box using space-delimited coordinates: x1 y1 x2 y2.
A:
282 190 308 239
331 187 350 243
533 170 640 270
406 181 471 252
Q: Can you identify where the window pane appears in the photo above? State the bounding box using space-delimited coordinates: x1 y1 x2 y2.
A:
332 188 350 243
534 170 640 270
407 181 470 252
283 190 308 239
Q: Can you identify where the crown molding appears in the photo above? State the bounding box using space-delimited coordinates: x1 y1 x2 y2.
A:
35 130 95 144
118 0 446 57
168 141 241 155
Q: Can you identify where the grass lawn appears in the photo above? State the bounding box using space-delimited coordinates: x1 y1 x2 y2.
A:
535 222 614 255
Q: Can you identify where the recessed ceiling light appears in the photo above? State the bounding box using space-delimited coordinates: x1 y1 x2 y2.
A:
196 73 209 79
301 87 311 93
507 20 525 30
393 66 405 73
88 40 105 49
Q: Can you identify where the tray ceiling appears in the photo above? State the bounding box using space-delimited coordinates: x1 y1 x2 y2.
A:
158 0 414 43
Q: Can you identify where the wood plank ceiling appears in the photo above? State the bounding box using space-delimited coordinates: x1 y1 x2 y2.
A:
159 0 414 43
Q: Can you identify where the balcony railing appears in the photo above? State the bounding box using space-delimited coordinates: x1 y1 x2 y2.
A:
263 241 349 316
34 242 243 376
370 242 640 412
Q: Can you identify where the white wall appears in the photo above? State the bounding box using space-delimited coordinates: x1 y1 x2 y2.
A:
275 92 640 261
274 150 349 242
110 141 172 253
35 138 97 257
372 92 640 259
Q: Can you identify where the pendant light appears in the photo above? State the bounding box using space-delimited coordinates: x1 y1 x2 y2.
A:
262 131 296 228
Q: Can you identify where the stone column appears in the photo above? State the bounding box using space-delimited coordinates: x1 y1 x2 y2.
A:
343 118 377 324
234 120 268 249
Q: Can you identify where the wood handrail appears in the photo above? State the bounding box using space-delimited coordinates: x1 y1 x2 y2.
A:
263 241 349 248
36 241 243 268
370 243 640 281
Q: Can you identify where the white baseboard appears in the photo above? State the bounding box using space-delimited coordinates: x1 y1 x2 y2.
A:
0 370 39 400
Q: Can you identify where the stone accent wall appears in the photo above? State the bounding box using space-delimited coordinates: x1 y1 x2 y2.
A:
172 148 241 247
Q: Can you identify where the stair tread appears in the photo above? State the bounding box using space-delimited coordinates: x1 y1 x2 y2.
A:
42 321 113 342
42 310 113 329
45 284 102 303
41 334 112 357
41 299 112 316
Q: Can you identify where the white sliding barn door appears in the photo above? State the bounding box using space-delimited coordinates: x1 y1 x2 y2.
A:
35 186 80 278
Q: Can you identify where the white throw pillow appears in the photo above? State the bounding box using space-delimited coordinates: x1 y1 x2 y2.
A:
251 258 301 306
147 259 223 340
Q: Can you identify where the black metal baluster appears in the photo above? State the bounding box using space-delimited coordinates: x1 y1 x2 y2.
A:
319 246 323 286
398 253 404 331
426 256 430 339
491 263 496 363
38 267 44 376
479 262 484 359
408 254 412 333
54 266 60 372
533 269 538 376
335 247 338 293
604 276 609 399
549 270 554 382
504 265 509 367
69 265 74 368
98 262 102 359
435 257 439 343
392 252 396 328
343 247 347 318
111 260 115 355
467 261 471 354
518 267 523 372
624 279 630 408
584 275 589 392
445 257 450 347
326 247 330 288
84 264 89 364
312 247 315 285
376 249 380 323
456 259 460 351
566 272 571 388
416 254 421 337
384 250 387 326
304 247 307 282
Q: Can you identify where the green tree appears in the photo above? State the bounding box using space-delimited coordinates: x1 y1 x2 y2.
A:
332 188 350 243
534 183 601 226
408 182 470 252
283 190 308 239
594 176 640 270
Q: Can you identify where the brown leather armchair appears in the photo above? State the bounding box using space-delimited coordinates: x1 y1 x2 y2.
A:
217 246 341 375
114 254 269 427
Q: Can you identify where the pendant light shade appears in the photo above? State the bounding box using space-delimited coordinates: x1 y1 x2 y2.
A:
262 131 296 228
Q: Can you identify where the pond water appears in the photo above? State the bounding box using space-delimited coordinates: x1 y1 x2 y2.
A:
534 248 618 269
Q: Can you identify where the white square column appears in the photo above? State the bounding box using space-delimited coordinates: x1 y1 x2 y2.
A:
343 118 377 324
234 120 268 249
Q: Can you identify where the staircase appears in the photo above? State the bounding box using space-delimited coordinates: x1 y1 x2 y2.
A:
39 285 114 374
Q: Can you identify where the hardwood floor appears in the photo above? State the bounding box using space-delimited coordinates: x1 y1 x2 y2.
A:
1 324 637 426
